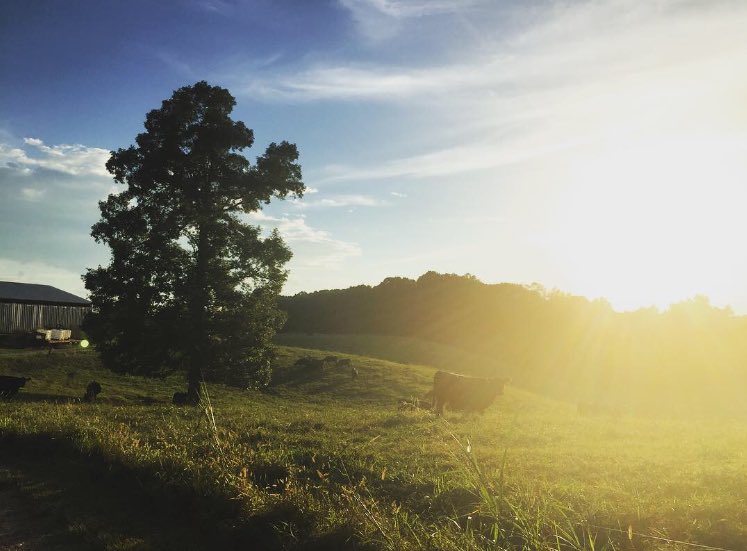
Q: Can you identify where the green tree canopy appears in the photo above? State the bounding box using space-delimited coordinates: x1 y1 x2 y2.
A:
84 81 304 401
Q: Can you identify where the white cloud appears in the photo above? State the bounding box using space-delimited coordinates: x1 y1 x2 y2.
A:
390 191 406 198
247 212 362 268
0 138 110 177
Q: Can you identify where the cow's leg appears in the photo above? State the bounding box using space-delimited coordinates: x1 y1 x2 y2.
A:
434 399 444 416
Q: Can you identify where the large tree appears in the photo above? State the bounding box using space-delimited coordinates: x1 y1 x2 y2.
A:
84 81 304 402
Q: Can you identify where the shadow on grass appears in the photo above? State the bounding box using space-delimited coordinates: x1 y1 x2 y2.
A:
2 392 164 406
0 432 374 551
0 392 79 404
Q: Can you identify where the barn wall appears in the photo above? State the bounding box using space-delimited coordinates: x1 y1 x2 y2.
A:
0 302 91 338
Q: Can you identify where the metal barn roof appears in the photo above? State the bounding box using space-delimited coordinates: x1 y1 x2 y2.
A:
0 281 91 306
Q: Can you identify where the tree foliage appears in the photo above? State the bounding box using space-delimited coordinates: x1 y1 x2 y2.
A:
84 81 303 397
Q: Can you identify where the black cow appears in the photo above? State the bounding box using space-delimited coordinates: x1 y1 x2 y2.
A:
432 371 508 416
83 381 102 402
0 375 31 397
172 392 188 405
295 357 326 371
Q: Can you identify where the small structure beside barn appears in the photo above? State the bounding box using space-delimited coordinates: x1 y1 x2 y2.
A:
0 281 91 339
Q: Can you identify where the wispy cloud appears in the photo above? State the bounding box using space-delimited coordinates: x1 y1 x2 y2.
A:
242 0 747 181
316 136 579 182
339 0 476 42
243 63 473 102
292 193 387 208
194 0 234 16
156 51 196 78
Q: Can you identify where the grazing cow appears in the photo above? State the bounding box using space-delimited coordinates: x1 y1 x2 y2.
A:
337 358 352 368
172 391 188 405
83 380 102 402
432 371 508 416
295 357 326 371
0 376 31 397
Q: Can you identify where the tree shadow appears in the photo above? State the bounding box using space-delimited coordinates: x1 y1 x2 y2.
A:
0 432 373 550
1 392 79 404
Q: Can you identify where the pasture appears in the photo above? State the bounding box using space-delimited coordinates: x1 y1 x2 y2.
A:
0 345 746 550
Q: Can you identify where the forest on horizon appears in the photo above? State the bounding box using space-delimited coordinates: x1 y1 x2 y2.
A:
279 271 747 417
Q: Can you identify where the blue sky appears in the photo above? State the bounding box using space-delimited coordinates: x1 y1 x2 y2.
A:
2 0 747 312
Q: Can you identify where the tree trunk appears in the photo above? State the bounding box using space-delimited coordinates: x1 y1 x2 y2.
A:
187 218 210 405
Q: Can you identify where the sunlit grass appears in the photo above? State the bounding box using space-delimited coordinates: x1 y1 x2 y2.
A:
1 346 746 549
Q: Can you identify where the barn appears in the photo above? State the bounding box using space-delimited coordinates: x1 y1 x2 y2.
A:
0 281 91 338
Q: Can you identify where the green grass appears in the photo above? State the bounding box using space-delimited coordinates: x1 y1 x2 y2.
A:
1 345 746 550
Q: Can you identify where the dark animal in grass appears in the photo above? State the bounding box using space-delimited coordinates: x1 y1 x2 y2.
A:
337 358 352 368
172 392 189 405
294 357 326 371
351 367 359 379
432 371 509 416
0 376 31 397
83 381 102 402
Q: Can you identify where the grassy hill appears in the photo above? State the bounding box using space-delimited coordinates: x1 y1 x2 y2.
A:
274 332 488 374
1 346 746 550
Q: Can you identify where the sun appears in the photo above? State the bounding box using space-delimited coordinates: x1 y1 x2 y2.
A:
548 136 747 311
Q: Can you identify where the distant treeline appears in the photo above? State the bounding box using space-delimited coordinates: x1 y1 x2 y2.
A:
279 272 747 416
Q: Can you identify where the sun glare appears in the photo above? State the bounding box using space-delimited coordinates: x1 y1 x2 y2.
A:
550 136 747 311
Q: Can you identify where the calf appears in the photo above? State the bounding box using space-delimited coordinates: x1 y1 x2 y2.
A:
0 375 31 397
432 371 508 416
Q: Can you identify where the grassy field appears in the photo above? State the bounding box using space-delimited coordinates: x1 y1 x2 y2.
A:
1 345 746 550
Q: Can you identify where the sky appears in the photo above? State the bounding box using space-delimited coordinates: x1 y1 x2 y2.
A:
2 0 747 313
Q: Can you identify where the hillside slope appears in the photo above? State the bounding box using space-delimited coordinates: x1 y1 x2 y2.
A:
279 272 747 417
